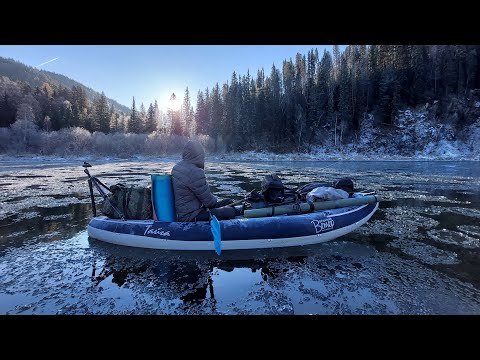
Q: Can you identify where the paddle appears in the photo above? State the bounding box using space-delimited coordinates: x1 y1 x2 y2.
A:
209 213 222 256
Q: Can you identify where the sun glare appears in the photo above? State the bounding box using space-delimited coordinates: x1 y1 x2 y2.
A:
168 93 180 112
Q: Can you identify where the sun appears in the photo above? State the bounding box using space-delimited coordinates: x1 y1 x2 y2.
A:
168 93 180 112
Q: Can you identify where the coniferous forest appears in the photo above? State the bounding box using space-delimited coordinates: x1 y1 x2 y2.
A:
1 45 479 158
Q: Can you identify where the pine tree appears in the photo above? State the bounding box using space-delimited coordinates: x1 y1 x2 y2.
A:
169 93 182 136
282 59 296 147
61 99 73 129
255 69 267 137
117 114 125 133
110 104 119 132
394 45 412 104
195 90 207 135
210 84 223 150
378 68 397 125
0 93 16 127
144 103 156 133
268 64 282 148
368 44 380 110
442 45 458 98
139 103 146 133
153 100 160 131
430 45 443 98
181 87 194 137
333 45 341 81
237 72 254 150
49 100 63 131
222 73 239 149
338 55 352 142
316 50 332 134
204 87 211 135
473 46 480 89
128 96 140 133
293 55 307 149
411 45 428 104
305 49 319 149
93 92 110 133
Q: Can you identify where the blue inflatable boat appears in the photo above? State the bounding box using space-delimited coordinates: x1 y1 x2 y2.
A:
87 193 380 251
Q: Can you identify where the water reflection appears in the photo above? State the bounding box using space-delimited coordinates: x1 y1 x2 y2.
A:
86 235 322 310
1 160 480 314
0 203 91 253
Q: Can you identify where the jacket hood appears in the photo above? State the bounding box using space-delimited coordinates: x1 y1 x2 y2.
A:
182 140 205 168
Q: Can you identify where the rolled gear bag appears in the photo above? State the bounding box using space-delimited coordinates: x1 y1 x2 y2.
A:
306 187 349 202
297 178 355 200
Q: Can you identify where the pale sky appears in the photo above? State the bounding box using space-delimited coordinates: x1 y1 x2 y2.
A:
0 45 344 111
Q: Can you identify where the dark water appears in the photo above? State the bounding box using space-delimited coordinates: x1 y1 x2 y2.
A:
0 159 479 314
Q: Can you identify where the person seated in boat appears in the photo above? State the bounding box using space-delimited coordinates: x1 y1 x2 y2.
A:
171 140 237 222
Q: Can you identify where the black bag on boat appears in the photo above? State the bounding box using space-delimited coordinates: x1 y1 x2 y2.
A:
333 178 354 195
245 190 267 209
261 173 286 203
102 183 152 220
246 174 298 209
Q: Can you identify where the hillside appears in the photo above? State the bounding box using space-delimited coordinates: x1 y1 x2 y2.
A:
0 56 129 113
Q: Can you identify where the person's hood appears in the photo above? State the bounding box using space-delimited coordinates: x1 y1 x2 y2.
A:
182 140 205 168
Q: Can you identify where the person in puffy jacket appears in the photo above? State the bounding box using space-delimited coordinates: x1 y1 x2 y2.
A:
171 140 236 222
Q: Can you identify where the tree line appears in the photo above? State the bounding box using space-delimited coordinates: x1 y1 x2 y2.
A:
191 45 480 152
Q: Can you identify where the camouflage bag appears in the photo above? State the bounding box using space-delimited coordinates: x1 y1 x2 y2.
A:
102 183 152 220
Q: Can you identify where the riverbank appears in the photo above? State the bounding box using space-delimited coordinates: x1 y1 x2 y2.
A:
1 146 478 165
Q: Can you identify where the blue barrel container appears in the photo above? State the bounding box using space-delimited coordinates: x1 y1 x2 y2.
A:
151 174 176 222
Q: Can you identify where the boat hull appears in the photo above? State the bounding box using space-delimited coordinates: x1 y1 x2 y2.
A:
87 201 379 251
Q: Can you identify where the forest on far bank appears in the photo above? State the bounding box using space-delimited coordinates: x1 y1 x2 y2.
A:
1 45 479 157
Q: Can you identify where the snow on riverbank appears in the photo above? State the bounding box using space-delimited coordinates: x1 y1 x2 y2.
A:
209 143 479 162
0 146 478 166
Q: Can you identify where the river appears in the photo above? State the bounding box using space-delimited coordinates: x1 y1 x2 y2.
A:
0 159 479 314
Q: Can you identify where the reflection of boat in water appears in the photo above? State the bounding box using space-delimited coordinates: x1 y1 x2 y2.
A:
87 193 380 251
88 243 294 307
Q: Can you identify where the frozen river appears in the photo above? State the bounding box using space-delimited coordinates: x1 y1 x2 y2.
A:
0 159 479 314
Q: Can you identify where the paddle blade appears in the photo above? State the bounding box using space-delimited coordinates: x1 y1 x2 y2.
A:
210 215 221 256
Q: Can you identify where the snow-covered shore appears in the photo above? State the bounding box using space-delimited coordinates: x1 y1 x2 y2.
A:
0 145 478 166
209 143 480 162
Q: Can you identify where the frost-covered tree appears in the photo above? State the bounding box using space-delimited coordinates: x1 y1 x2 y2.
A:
153 100 160 130
128 97 141 134
13 103 37 151
181 87 194 137
209 84 223 150
139 102 146 133
93 92 110 133
144 103 157 133
169 93 182 136
195 90 208 135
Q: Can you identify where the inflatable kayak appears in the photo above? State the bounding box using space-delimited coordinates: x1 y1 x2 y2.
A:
87 193 380 251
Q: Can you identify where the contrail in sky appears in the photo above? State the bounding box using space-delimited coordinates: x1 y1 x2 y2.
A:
37 57 59 67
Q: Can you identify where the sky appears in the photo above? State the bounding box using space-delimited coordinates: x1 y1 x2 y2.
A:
0 45 343 112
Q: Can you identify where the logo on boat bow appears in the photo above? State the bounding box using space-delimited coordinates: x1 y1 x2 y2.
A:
144 225 170 237
311 218 334 233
